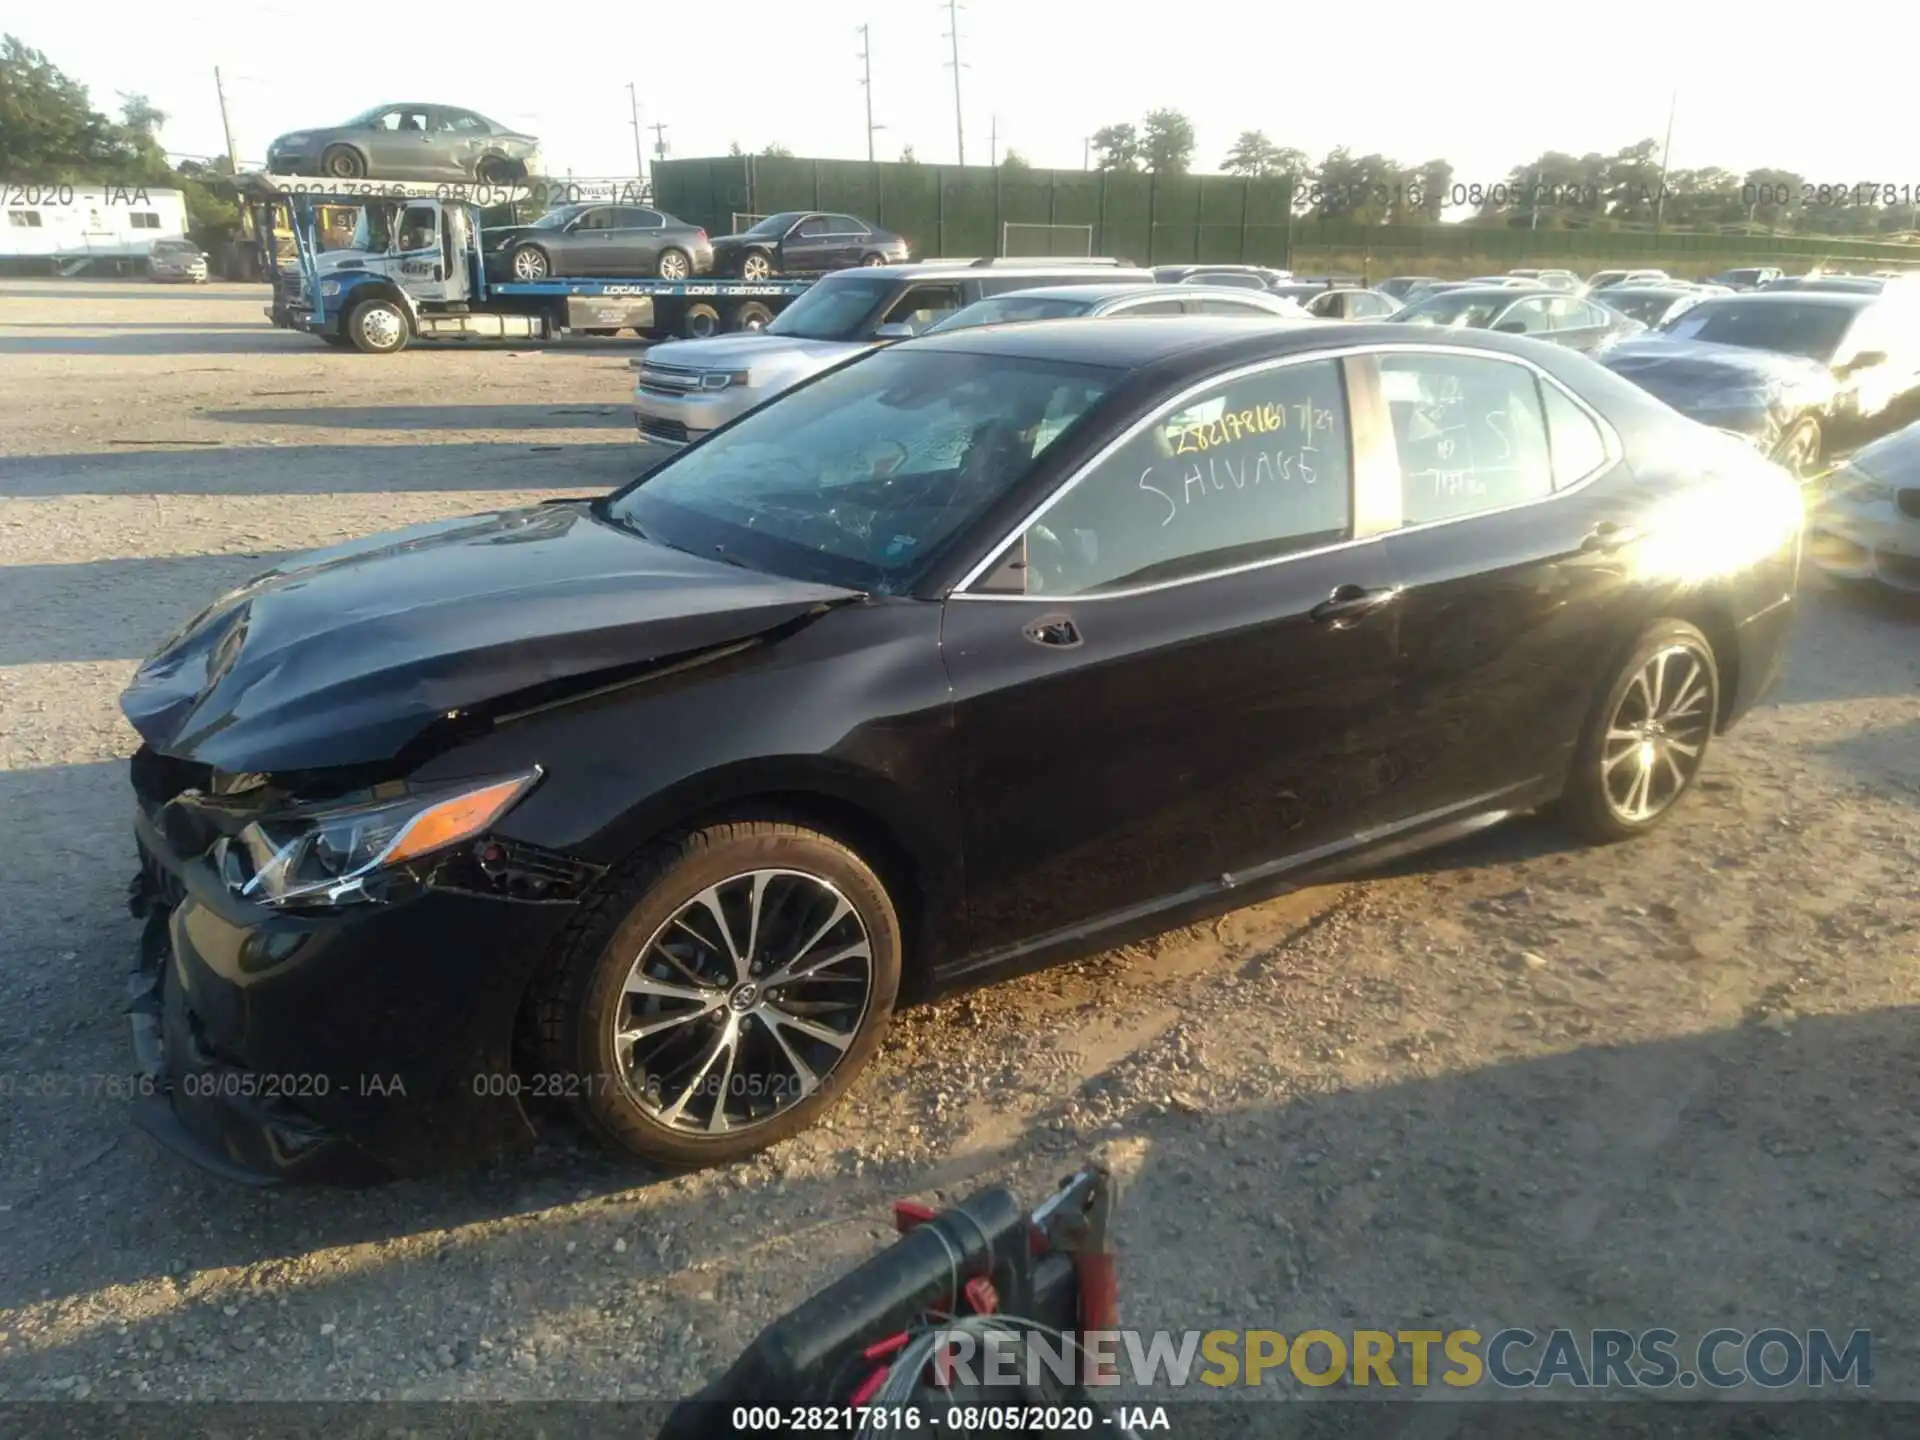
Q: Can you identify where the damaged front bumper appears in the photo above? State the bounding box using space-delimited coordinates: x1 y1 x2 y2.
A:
125 791 590 1186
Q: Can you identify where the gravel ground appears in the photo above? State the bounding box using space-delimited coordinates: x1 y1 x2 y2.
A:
1 281 1917 1419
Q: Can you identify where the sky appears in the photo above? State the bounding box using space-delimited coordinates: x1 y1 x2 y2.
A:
12 0 1913 196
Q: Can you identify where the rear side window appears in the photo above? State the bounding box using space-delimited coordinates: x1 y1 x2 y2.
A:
1188 298 1268 316
1541 383 1610 486
1378 354 1553 524
1007 359 1353 595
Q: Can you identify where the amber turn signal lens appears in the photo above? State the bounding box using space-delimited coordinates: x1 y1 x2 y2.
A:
383 774 538 866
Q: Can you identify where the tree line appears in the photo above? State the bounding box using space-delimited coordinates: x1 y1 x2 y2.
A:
1087 111 1918 239
0 36 237 242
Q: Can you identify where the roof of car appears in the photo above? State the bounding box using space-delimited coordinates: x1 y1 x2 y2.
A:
901 314 1531 371
969 282 1288 304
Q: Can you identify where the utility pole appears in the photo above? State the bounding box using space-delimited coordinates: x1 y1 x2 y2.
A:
942 0 966 166
1083 136 1091 170
1529 166 1541 231
650 122 670 164
989 115 998 168
857 24 878 163
627 83 646 179
213 67 240 171
1653 88 1676 237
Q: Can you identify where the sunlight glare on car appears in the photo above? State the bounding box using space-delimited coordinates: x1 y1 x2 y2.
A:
1633 440 1806 590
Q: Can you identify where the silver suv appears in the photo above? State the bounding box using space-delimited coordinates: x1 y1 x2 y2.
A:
631 259 1152 447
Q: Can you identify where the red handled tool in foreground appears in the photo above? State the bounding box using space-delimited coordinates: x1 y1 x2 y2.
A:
655 1160 1130 1439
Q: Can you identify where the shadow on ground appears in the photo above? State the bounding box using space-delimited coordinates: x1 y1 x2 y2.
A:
209 404 634 432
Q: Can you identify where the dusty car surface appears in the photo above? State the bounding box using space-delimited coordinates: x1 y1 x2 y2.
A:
123 318 1801 1184
266 103 541 183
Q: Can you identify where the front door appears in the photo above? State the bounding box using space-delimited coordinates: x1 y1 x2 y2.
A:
943 354 1404 956
390 202 456 299
782 215 835 272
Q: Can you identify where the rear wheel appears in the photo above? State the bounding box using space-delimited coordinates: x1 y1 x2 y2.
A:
681 302 722 339
860 252 887 266
1560 620 1719 843
344 298 410 354
738 249 774 281
537 821 902 1167
656 247 692 280
730 300 775 332
321 145 365 179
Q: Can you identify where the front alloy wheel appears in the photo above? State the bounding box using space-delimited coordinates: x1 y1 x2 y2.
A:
739 251 774 281
511 245 550 281
541 821 901 1166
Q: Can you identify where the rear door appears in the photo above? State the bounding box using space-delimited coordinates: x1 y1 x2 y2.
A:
604 207 659 272
942 354 1406 954
563 206 618 274
1357 347 1632 821
824 215 871 268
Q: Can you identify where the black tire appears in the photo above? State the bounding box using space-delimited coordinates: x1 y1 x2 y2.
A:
737 248 775 281
321 145 365 179
344 297 410 354
1770 416 1822 481
508 244 551 282
730 300 776 332
476 155 521 184
535 821 902 1168
655 247 693 280
681 302 722 339
1560 619 1720 844
860 252 887 266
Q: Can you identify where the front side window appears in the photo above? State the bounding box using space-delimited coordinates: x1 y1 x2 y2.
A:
572 208 614 231
1000 359 1353 597
610 349 1115 593
1379 354 1552 524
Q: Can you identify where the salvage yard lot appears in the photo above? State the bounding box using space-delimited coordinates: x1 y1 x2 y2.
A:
2 280 1919 1413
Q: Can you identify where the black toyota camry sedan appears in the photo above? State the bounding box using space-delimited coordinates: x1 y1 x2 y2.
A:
122 320 1803 1184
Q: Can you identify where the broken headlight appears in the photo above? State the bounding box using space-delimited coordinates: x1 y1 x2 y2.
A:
221 770 540 908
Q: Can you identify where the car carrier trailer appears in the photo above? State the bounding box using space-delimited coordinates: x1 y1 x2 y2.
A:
239 174 814 353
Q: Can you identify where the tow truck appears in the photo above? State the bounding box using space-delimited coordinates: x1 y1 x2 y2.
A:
238 174 815 353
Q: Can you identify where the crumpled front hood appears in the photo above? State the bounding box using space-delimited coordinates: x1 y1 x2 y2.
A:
1601 337 1835 407
1599 337 1836 436
121 502 859 772
642 333 870 375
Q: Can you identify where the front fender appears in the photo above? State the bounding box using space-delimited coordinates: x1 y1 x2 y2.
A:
320 274 419 329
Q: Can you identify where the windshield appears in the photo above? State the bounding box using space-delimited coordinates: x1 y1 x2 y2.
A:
764 275 897 341
1390 291 1509 328
744 212 804 237
153 239 198 254
344 105 393 127
607 349 1116 593
1658 300 1857 361
927 296 1094 332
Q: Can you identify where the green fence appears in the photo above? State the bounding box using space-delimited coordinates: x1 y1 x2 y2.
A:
653 156 1920 274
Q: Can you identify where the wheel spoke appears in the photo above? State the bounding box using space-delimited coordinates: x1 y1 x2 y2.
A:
624 973 721 1006
658 1020 735 1125
1666 736 1702 759
763 1021 821 1099
762 1006 854 1053
1660 750 1689 792
783 896 852 971
616 1008 710 1049
763 939 869 989
688 883 750 984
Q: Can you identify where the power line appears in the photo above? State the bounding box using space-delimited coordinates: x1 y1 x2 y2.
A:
941 0 967 166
